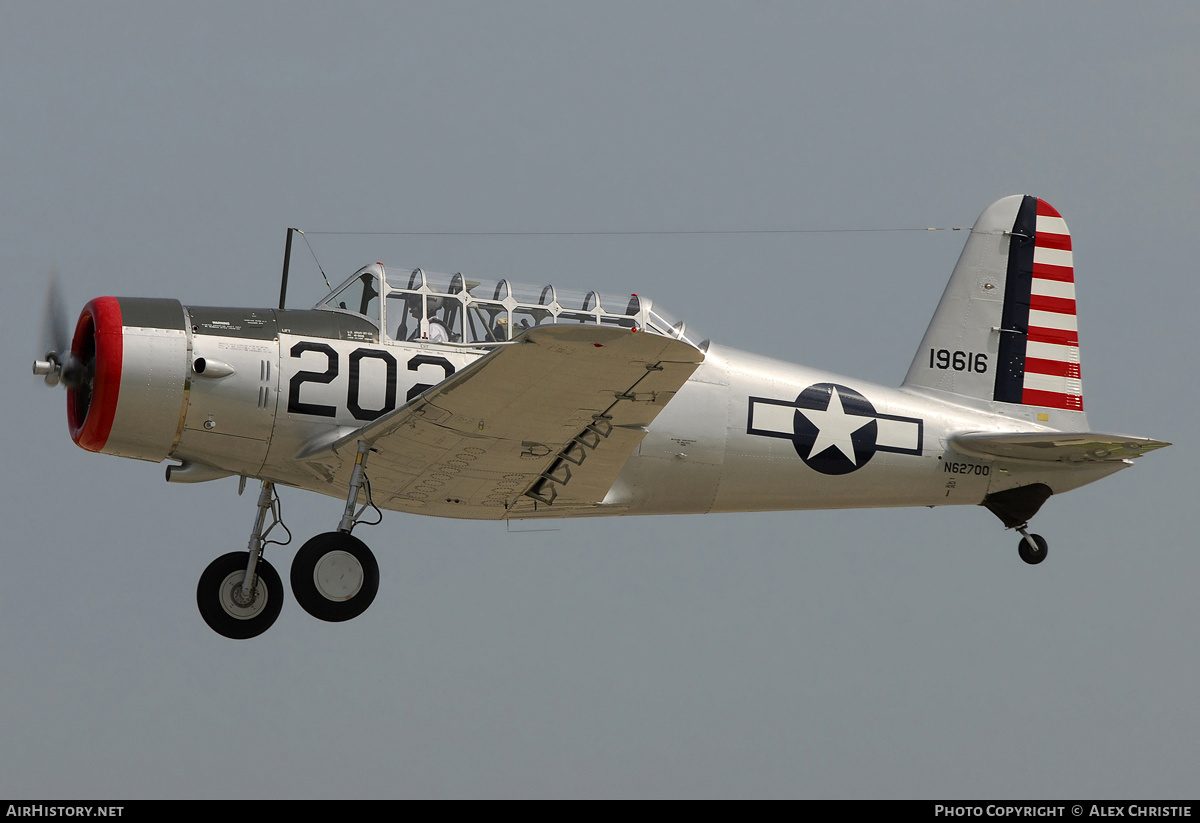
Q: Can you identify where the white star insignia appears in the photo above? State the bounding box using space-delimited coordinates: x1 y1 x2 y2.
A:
797 387 873 465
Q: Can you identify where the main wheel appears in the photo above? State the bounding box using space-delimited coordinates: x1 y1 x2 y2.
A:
290 532 379 622
1018 533 1049 565
197 552 284 639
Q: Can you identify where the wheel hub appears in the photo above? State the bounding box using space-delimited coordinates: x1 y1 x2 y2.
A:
312 550 364 601
219 571 268 618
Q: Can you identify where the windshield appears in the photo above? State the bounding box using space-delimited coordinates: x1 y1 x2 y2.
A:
316 264 382 328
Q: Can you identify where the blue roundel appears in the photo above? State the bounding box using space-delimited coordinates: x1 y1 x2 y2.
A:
790 383 879 475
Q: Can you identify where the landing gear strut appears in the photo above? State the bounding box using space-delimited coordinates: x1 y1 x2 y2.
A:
197 481 290 639
291 440 381 623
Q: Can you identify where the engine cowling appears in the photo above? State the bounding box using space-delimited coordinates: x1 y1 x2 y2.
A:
68 296 189 461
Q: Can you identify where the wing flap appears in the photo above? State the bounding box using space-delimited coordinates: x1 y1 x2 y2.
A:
950 431 1170 464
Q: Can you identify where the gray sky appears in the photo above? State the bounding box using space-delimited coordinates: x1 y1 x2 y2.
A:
2 2 1195 799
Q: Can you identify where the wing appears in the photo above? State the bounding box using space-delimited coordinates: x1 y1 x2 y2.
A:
298 325 705 519
950 431 1170 464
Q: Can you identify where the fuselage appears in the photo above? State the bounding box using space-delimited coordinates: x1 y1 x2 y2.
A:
144 305 1123 520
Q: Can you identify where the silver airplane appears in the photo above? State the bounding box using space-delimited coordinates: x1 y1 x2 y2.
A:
33 195 1169 639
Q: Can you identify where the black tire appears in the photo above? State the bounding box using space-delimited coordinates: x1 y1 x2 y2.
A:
1018 533 1049 565
290 532 379 622
197 552 284 639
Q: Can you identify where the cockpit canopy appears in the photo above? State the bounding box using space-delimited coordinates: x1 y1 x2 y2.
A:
316 263 705 348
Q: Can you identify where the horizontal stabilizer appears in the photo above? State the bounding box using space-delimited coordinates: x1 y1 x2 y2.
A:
950 431 1170 464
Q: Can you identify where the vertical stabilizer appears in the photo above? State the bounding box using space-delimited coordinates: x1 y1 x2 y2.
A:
903 195 1086 429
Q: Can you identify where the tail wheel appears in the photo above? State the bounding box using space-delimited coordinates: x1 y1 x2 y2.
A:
197 552 284 639
1018 533 1049 565
290 532 379 622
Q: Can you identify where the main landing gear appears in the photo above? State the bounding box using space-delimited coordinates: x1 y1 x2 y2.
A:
196 551 285 639
197 480 290 639
290 532 379 622
196 441 381 639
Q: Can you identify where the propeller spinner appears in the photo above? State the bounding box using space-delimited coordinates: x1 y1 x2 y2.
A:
32 273 88 389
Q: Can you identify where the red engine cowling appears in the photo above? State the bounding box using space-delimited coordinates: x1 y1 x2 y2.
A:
68 296 189 461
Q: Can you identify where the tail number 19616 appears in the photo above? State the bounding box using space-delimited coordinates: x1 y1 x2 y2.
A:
929 349 988 373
